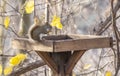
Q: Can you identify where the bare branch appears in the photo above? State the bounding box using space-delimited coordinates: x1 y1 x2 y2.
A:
95 49 103 75
95 0 120 35
97 14 120 35
111 0 120 75
0 24 20 37
77 62 110 75
9 60 46 76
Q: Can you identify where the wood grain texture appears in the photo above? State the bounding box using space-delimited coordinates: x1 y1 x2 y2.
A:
12 38 53 52
12 35 112 52
65 50 85 74
36 51 58 73
54 36 112 52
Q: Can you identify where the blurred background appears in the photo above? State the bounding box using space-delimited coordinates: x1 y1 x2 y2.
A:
0 0 119 76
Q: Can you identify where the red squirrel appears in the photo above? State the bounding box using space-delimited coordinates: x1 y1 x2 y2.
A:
28 17 52 41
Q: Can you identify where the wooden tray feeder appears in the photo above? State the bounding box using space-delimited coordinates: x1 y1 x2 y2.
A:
12 34 113 76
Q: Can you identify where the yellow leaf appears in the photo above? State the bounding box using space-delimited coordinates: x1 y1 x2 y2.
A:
4 16 10 29
51 15 63 29
83 64 91 70
10 56 21 66
105 71 112 76
25 1 34 14
0 65 13 75
56 23 63 30
16 53 27 61
0 64 2 75
51 21 56 27
9 53 27 66
4 66 13 75
51 16 57 26
54 16 60 23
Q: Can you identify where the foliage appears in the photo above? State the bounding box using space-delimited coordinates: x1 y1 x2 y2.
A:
10 54 27 66
0 54 27 75
0 65 13 76
25 1 34 14
4 66 13 75
0 0 119 76
4 16 10 29
51 15 63 29
105 71 112 76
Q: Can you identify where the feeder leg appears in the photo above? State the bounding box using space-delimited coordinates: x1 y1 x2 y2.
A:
36 51 85 76
65 50 85 75
51 52 72 76
36 51 58 74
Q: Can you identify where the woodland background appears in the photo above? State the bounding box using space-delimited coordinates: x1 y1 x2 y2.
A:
0 0 120 76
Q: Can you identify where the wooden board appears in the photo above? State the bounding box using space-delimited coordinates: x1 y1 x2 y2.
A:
12 38 53 52
36 52 58 73
53 36 112 52
12 34 113 52
65 50 85 74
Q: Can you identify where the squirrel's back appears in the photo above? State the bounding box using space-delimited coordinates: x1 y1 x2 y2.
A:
28 22 52 41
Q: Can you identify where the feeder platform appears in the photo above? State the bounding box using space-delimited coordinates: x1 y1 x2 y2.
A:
12 34 113 76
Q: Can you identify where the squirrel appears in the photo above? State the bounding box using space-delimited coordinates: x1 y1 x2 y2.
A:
28 17 52 41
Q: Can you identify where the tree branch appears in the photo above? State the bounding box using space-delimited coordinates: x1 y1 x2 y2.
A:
9 60 46 76
111 0 120 75
95 0 120 35
77 62 110 75
97 14 120 35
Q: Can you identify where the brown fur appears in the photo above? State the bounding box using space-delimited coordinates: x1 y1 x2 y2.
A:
28 17 52 41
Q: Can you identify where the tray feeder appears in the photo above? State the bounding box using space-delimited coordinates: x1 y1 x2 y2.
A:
12 34 113 76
